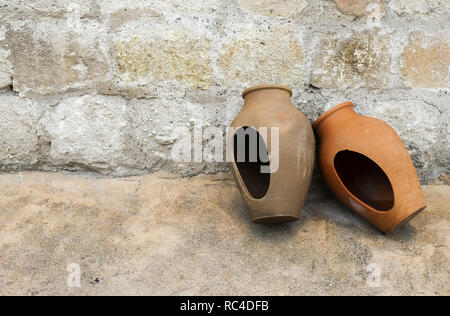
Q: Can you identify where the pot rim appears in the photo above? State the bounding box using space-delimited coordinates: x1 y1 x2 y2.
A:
242 84 293 98
312 101 354 130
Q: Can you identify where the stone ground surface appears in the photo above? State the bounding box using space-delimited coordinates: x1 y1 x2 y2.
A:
0 171 448 296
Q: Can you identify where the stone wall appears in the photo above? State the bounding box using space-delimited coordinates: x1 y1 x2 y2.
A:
0 0 449 181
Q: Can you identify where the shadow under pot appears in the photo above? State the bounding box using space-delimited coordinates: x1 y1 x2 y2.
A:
229 85 315 224
313 102 426 233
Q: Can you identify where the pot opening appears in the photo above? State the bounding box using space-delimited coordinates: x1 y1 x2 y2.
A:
313 102 354 130
233 127 270 199
334 150 395 212
242 84 292 98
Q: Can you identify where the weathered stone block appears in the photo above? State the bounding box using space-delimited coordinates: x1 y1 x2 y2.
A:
311 32 391 89
114 24 213 92
358 100 449 180
217 27 305 88
238 0 309 18
390 0 450 17
98 0 217 18
8 19 111 96
127 97 227 176
98 0 218 30
0 72 10 91
0 25 12 91
334 0 386 18
0 95 41 167
402 32 450 89
42 95 128 171
0 0 100 19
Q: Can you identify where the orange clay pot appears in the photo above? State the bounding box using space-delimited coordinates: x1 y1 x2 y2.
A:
313 102 426 233
228 85 315 224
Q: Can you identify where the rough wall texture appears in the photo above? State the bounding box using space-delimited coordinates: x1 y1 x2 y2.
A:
0 0 449 181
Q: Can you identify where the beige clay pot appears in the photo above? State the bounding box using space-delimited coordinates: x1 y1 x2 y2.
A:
229 85 315 224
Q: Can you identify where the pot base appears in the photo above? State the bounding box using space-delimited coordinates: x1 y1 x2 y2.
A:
253 215 299 225
386 205 427 234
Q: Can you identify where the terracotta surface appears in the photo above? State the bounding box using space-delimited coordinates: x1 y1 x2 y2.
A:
229 85 315 224
313 102 426 233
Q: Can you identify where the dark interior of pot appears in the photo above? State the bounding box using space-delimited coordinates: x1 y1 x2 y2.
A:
233 127 270 199
334 150 395 211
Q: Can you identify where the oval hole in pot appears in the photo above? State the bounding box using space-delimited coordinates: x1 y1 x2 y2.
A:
334 150 394 211
233 127 270 199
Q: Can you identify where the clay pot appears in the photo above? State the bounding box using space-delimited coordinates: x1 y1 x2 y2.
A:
313 102 426 233
229 84 315 224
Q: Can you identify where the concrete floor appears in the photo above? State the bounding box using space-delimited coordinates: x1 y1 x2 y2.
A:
0 172 448 296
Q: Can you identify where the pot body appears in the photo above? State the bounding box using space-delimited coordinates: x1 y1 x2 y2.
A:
229 85 315 224
313 102 426 233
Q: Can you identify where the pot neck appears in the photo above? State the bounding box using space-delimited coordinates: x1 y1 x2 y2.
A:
313 102 358 137
243 85 293 109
